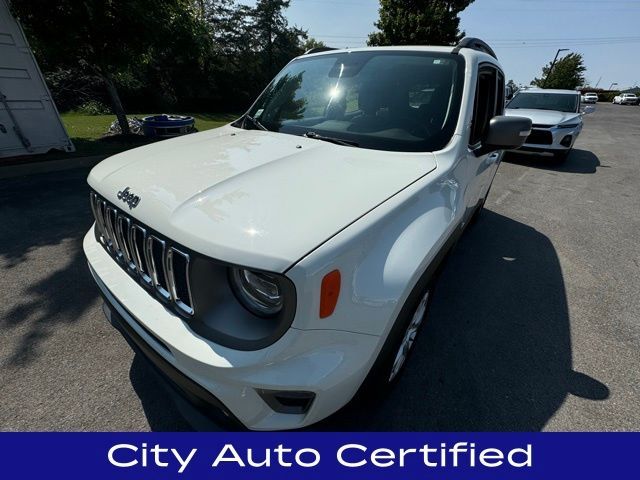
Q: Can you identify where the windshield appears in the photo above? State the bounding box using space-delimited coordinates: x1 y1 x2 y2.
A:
243 51 465 152
507 92 579 113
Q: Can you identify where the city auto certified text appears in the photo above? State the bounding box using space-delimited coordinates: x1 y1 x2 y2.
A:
108 442 533 474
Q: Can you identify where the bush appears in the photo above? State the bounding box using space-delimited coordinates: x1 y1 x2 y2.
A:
77 100 111 115
44 68 106 112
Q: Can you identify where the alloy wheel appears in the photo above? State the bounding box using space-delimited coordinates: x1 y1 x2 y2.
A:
389 290 430 382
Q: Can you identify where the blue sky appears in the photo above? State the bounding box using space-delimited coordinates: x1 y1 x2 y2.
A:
240 0 640 89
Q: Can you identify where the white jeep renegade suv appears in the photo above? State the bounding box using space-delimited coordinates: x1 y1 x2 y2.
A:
84 38 531 430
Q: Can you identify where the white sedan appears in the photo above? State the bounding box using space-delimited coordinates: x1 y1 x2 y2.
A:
581 92 598 104
506 88 593 161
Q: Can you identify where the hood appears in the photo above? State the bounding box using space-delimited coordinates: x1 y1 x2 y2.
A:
505 108 581 126
88 126 437 272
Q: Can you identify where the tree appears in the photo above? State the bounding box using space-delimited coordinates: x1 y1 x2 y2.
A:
204 0 253 55
11 0 206 134
193 0 306 109
506 79 518 98
302 38 327 52
368 0 475 46
531 53 586 90
252 0 307 78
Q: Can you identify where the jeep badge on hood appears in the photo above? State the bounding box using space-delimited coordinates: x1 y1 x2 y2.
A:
117 187 140 209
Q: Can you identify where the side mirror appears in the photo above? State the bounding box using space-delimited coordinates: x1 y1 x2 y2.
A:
480 116 532 154
582 105 595 115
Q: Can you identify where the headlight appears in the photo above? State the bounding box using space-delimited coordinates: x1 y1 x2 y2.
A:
229 268 284 317
557 123 579 129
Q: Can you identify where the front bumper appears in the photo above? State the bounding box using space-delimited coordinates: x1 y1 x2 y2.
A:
511 124 582 156
102 297 243 430
84 230 380 430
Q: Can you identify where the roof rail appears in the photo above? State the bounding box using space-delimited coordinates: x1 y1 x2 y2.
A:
304 47 338 55
452 37 498 60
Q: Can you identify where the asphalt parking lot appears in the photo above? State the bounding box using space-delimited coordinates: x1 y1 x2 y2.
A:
1 103 638 431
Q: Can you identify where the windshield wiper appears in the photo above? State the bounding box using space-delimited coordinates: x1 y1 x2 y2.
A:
242 114 268 131
303 131 359 147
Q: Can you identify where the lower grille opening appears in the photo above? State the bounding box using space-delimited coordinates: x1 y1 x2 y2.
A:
257 389 316 415
526 129 553 145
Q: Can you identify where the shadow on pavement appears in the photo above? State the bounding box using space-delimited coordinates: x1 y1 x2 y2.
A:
316 209 609 431
504 148 600 174
129 355 194 431
0 169 99 366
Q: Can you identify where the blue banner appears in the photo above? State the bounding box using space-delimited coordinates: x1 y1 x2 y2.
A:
0 433 636 478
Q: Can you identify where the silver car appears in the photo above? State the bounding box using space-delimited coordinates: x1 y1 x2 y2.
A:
505 88 594 161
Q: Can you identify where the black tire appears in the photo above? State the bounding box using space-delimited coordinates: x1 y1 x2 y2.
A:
356 274 435 399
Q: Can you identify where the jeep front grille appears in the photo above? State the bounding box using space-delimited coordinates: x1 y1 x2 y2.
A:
89 192 194 317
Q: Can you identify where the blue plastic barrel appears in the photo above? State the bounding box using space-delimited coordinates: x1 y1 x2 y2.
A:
142 114 195 138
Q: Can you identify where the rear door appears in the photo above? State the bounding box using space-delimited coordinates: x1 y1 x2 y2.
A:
0 0 74 158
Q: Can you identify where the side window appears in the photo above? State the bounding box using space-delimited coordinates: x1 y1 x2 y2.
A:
469 65 502 147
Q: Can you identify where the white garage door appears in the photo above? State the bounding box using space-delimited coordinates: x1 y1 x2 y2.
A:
0 0 74 159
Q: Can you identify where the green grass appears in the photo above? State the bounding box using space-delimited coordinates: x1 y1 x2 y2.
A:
43 112 238 160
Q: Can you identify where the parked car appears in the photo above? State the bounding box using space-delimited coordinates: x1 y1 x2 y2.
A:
505 88 593 161
84 38 531 431
581 92 598 104
613 93 639 105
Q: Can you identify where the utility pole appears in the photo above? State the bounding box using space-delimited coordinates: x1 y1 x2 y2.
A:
595 76 602 88
543 48 569 88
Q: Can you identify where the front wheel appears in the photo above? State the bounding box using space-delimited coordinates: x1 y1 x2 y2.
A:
388 290 431 382
359 280 434 396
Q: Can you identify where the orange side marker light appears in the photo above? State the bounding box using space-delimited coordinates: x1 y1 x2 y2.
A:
320 270 341 319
